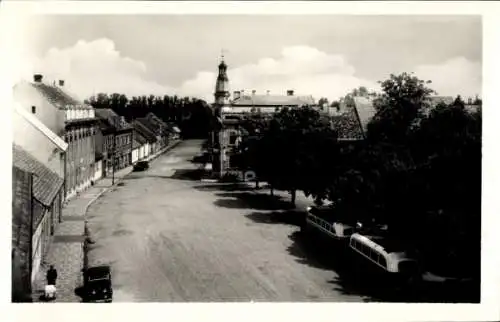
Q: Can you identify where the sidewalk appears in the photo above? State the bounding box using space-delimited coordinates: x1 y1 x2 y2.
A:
31 141 179 302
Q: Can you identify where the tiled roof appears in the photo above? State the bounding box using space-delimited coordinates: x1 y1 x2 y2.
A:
96 117 117 133
30 83 88 108
136 117 162 136
12 144 63 208
133 131 148 145
232 94 315 107
14 103 68 151
428 96 455 106
146 113 168 128
132 139 141 149
330 105 364 140
95 108 133 131
353 96 377 134
132 120 157 143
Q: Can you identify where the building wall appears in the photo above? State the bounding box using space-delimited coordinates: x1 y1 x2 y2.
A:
31 201 50 283
132 148 139 164
93 160 103 181
13 82 65 135
65 125 96 199
12 111 65 179
12 167 33 301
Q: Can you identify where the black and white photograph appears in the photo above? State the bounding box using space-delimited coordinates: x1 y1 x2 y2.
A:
3 1 498 321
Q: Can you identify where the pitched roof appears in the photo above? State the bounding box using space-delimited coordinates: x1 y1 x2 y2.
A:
12 144 64 209
330 105 364 140
428 96 455 107
352 96 377 134
14 103 68 152
136 117 162 136
95 108 132 131
146 113 168 127
132 120 157 142
30 82 88 109
96 117 117 133
133 130 148 145
232 94 315 107
132 139 141 149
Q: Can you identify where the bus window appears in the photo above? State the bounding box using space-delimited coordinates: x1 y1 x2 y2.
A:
379 255 387 269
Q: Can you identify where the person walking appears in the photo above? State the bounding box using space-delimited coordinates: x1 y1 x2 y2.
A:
46 265 58 286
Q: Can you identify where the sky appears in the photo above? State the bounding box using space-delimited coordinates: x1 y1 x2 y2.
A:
15 15 482 102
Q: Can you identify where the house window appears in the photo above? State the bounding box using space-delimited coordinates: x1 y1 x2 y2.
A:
31 106 36 114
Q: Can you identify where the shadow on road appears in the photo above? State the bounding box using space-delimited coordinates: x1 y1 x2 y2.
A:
285 230 394 302
193 183 255 192
214 191 294 211
245 209 306 226
170 169 204 181
285 230 479 303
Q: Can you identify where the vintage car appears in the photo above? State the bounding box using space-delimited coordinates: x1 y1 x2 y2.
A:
83 265 113 303
133 160 150 172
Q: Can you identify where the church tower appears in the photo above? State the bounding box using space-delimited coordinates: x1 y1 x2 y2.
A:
214 54 230 107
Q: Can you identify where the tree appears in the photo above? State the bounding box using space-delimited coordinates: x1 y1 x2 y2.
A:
367 72 435 144
86 92 212 138
335 72 482 278
253 107 337 206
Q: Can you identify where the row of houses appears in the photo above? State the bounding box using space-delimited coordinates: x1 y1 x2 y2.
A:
11 74 181 301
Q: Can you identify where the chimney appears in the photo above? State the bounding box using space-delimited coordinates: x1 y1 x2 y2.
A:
233 91 241 100
33 74 43 83
287 90 294 96
266 90 270 95
58 80 65 87
252 90 256 96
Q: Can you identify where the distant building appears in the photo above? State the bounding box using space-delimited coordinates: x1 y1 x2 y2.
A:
94 116 116 178
132 120 159 156
131 130 150 163
210 57 318 177
95 108 134 172
135 113 170 148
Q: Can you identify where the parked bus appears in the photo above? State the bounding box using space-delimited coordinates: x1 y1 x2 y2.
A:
302 205 356 250
348 233 421 285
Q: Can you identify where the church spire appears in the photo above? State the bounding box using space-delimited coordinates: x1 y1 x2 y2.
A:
214 51 230 106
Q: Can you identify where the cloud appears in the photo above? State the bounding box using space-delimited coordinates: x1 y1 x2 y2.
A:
24 39 481 103
413 57 481 98
27 38 175 100
180 46 378 102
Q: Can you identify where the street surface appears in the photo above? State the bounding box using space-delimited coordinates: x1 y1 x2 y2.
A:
86 140 366 302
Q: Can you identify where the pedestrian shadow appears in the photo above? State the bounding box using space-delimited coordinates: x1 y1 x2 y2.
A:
214 191 294 211
245 209 306 226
